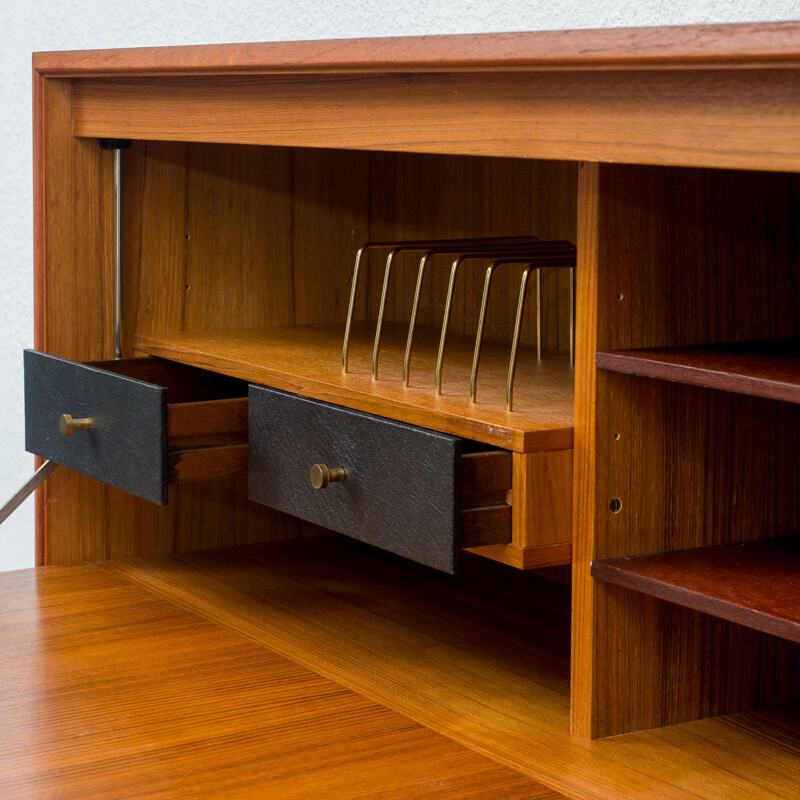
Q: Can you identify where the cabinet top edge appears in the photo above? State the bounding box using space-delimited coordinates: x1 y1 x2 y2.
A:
32 21 800 78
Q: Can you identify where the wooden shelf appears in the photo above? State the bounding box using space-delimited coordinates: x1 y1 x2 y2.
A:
106 537 800 800
596 339 800 404
592 537 800 643
135 322 574 453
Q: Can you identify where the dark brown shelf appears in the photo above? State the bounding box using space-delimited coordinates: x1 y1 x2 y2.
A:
592 537 800 643
596 339 800 404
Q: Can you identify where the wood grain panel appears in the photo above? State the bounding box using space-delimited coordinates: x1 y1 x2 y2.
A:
183 143 294 330
107 539 800 800
33 23 800 77
573 162 800 738
293 148 372 325
1 563 559 799
71 69 800 172
122 139 188 350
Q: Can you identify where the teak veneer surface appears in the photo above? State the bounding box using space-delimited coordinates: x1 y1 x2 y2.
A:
592 538 800 644
70 69 800 172
107 538 800 800
1 562 558 799
596 340 800 404
33 22 800 75
134 322 574 452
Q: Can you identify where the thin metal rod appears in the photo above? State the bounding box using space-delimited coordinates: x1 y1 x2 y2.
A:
113 148 122 360
371 249 398 379
342 245 367 373
0 460 59 528
536 268 542 363
470 263 498 403
569 266 575 368
403 250 432 387
507 267 533 412
435 254 471 395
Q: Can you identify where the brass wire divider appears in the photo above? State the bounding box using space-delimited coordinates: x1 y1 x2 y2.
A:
341 237 577 412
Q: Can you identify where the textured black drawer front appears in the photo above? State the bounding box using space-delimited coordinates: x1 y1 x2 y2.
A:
24 350 168 504
248 386 461 573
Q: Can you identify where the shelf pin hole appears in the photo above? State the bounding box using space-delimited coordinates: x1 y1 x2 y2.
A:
610 498 622 513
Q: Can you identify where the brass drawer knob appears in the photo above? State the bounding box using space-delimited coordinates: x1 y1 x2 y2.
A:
310 463 346 490
59 414 92 437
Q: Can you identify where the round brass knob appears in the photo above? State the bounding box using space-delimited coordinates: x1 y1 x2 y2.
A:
310 463 346 490
59 414 92 437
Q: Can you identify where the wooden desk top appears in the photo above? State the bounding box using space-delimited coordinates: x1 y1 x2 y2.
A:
0 562 558 799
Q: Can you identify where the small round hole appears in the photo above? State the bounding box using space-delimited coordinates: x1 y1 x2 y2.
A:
184 284 190 290
185 233 190 240
609 498 622 513
616 292 624 301
613 432 621 441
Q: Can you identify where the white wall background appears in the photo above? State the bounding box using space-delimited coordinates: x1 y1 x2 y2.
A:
1 1 797 571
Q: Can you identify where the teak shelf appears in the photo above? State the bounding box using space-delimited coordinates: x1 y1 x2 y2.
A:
23 20 800 798
592 538 800 644
134 323 575 453
596 340 800 404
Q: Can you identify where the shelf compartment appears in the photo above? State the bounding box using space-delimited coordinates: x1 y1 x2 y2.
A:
134 322 574 453
592 537 800 643
596 339 800 403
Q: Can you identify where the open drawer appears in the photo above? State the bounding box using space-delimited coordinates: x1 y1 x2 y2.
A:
24 351 248 504
248 386 511 573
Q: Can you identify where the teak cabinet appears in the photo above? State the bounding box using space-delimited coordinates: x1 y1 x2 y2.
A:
23 21 800 796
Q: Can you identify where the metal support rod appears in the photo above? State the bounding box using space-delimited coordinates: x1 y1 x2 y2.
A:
403 250 433 387
0 460 59 528
113 148 122 360
371 248 400 379
507 267 535 412
536 268 542 364
341 245 367 373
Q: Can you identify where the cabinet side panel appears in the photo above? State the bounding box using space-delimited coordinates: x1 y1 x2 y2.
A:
36 78 112 564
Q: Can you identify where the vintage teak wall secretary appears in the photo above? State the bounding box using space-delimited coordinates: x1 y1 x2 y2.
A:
21 21 800 797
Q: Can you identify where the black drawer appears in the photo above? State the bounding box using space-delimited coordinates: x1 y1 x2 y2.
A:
24 350 248 504
248 386 511 573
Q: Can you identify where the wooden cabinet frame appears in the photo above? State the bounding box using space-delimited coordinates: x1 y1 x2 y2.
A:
31 22 800 743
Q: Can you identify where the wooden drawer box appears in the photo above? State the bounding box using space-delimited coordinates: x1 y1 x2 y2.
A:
248 386 511 573
24 351 249 504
